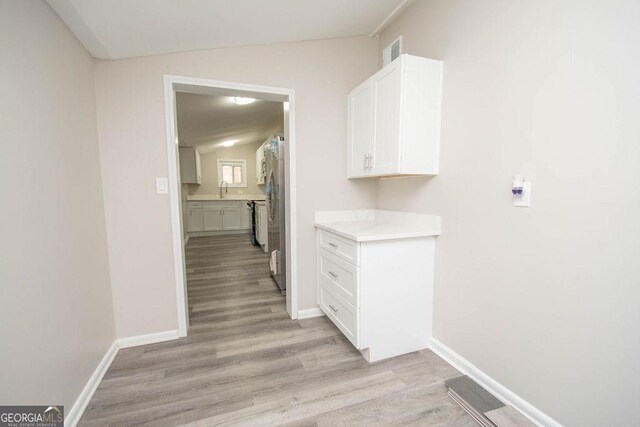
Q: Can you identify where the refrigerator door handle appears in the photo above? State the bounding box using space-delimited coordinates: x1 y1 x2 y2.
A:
266 169 275 222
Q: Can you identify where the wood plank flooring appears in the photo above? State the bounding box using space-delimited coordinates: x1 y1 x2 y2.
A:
79 234 474 426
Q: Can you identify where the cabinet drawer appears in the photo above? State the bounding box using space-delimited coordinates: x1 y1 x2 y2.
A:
319 285 359 348
187 201 203 209
318 230 359 266
319 248 359 307
203 200 240 209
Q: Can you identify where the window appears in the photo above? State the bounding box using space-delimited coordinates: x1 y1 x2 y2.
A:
217 159 247 187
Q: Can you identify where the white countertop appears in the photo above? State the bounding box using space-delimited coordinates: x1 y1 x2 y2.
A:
187 194 266 201
315 210 441 242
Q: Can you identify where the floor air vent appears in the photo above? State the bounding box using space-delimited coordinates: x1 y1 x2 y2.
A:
445 376 534 427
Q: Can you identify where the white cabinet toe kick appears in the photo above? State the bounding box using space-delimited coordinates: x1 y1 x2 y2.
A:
315 210 440 363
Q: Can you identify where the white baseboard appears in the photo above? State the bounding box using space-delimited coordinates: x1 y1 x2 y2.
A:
67 329 181 425
297 306 325 319
66 340 119 427
118 329 180 349
429 338 561 427
183 234 190 246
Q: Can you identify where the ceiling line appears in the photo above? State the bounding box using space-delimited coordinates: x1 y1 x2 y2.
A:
369 0 414 38
46 0 112 59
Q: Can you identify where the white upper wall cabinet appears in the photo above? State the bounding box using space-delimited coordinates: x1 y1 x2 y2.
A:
179 146 202 184
348 80 373 177
256 139 267 185
347 54 443 178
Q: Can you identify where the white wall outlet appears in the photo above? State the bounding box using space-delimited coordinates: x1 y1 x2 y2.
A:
156 177 169 195
513 181 531 207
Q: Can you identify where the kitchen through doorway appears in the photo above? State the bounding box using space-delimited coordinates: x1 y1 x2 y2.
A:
163 76 298 337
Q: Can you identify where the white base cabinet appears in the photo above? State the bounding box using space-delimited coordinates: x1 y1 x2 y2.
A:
316 228 435 363
241 202 252 230
187 200 250 233
255 202 268 252
203 206 223 231
187 201 204 232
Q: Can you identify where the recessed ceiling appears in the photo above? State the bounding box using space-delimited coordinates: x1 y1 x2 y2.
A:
176 93 283 154
47 0 411 59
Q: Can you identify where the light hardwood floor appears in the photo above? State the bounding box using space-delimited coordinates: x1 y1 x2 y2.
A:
79 234 474 426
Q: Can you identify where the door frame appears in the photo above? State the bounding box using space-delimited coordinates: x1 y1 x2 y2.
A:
163 75 298 337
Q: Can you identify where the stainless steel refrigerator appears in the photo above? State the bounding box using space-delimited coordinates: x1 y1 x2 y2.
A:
265 136 286 294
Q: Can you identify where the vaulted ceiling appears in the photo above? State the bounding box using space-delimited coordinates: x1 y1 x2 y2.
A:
47 0 411 59
176 93 284 154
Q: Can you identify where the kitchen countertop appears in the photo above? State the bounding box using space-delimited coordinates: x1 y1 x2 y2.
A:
187 194 266 201
315 209 441 242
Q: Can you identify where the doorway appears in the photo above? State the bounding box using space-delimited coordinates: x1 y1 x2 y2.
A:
163 75 298 337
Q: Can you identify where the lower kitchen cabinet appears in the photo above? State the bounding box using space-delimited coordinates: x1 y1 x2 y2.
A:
241 203 252 230
315 222 438 363
203 207 223 231
187 202 204 232
187 200 257 233
220 207 241 230
255 202 268 252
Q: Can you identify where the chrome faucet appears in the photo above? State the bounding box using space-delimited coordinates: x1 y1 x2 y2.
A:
219 180 229 199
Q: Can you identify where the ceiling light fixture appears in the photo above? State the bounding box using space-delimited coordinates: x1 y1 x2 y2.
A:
232 97 256 105
221 140 236 147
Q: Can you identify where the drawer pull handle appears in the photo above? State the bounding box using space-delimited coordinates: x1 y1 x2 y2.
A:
328 271 338 278
328 242 338 248
328 304 339 313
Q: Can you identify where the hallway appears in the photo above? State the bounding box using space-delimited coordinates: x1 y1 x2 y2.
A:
79 235 472 425
185 235 281 325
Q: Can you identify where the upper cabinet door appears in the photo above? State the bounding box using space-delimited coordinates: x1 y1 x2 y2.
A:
179 146 202 184
256 141 266 185
256 147 262 184
370 59 402 175
345 54 443 178
347 80 373 178
194 149 201 184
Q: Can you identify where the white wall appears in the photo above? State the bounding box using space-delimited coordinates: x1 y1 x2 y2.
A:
377 0 640 425
94 36 378 338
189 140 267 197
0 0 115 410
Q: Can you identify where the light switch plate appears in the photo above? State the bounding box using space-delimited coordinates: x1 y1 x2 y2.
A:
156 177 169 194
513 181 531 207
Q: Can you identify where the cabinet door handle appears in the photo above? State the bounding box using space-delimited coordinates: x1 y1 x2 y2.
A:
328 304 339 313
328 271 338 278
363 153 368 170
367 154 373 169
328 242 338 248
